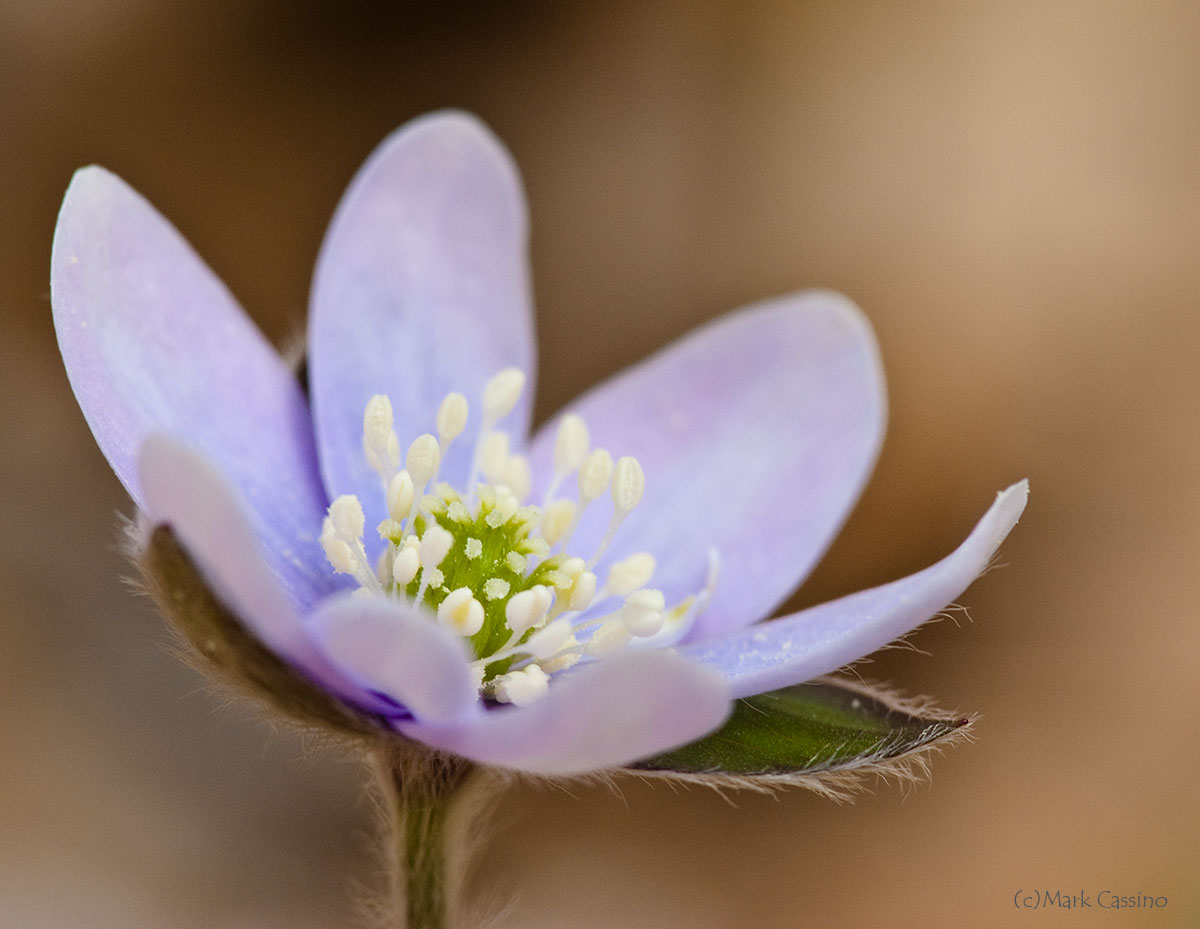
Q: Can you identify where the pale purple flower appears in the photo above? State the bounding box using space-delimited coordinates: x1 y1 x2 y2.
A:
51 111 1026 777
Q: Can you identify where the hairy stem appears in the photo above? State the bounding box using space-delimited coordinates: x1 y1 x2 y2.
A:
378 746 492 929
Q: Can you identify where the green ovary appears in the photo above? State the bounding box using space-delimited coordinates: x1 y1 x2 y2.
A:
379 484 574 671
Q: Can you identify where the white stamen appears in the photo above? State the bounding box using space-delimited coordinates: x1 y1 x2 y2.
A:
558 557 586 581
485 487 519 527
386 470 415 523
583 455 645 569
604 552 656 597
341 376 698 701
418 524 454 569
329 495 365 539
610 456 644 513
438 588 484 636
363 395 400 483
505 585 553 636
392 546 420 587
491 665 549 706
523 617 573 658
406 433 441 489
482 368 526 422
622 588 665 637
436 392 468 449
320 501 379 591
538 649 581 674
587 621 633 656
554 413 590 474
541 499 576 546
478 431 510 482
502 454 532 501
577 448 613 503
321 535 358 575
568 570 598 611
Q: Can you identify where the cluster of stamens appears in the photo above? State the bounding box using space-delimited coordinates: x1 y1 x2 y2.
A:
319 368 714 707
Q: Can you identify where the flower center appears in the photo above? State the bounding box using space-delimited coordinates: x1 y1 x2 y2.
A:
319 368 714 707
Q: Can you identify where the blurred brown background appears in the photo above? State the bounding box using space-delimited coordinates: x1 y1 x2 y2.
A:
3 1 1198 926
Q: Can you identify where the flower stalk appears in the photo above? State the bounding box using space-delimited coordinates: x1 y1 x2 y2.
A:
378 746 482 929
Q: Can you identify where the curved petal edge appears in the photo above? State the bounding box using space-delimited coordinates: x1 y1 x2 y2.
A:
51 166 330 604
527 291 887 642
396 650 731 775
308 594 479 724
682 480 1028 699
137 435 394 713
309 110 536 517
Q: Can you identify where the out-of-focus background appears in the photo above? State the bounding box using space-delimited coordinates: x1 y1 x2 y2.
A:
3 1 1197 926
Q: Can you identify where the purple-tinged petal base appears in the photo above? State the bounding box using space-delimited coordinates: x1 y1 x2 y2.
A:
138 436 395 715
308 594 479 725
397 651 730 775
683 481 1028 699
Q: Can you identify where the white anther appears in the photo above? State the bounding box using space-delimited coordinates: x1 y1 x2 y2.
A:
482 368 526 422
438 588 484 637
502 454 532 501
586 459 643 569
465 537 483 559
587 621 633 656
505 585 552 636
484 578 511 601
405 434 441 488
418 524 454 569
391 546 420 587
329 495 365 539
523 617 573 659
363 395 400 480
578 448 614 502
569 570 598 611
364 393 393 440
611 456 645 513
436 392 468 446
539 650 581 674
321 503 378 590
605 553 656 597
321 536 358 576
559 557 586 581
622 588 666 637
553 414 590 473
491 665 549 706
478 431 510 482
487 487 519 526
541 499 576 546
386 470 415 523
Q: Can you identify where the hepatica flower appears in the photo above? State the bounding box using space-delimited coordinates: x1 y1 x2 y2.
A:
52 109 1024 926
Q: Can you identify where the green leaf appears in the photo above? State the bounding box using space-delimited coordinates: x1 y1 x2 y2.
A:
632 678 970 778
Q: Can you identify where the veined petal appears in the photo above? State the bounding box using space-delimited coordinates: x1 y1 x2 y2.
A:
396 651 730 775
682 481 1028 699
529 292 885 641
138 436 394 713
308 594 479 724
51 167 329 600
310 111 535 516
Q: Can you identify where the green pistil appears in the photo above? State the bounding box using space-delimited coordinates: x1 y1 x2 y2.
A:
379 487 573 675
